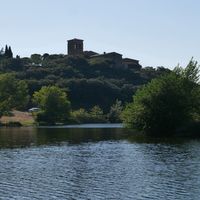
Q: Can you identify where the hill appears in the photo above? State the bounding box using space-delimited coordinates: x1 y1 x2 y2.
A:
0 53 170 112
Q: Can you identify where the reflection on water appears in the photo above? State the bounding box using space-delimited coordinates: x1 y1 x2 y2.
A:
0 125 200 199
0 126 128 148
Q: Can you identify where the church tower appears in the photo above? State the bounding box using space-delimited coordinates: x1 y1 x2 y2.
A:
67 38 84 56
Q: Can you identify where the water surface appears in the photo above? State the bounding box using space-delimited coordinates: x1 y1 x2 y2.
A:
0 125 200 199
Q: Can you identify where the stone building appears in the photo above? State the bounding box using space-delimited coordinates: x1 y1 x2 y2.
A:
91 52 123 68
83 51 98 58
67 38 142 70
123 58 142 70
67 38 84 56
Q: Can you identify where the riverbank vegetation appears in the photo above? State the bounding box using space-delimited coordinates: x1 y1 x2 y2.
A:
33 86 71 125
122 59 200 136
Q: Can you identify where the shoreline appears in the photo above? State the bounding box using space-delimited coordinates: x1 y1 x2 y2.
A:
0 123 123 129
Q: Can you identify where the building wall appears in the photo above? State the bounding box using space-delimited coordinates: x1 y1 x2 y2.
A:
68 39 83 56
123 58 142 70
91 52 123 68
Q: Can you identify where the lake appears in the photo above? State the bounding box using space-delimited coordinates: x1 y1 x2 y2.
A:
0 124 200 199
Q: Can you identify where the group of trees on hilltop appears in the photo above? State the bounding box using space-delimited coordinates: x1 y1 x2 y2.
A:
0 45 13 58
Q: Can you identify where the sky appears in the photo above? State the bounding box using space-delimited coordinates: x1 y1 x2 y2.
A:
1 0 200 68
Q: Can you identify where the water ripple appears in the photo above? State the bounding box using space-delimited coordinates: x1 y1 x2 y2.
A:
0 128 199 199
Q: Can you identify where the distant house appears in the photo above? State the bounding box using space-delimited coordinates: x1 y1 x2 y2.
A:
90 52 123 68
123 58 142 70
83 51 98 58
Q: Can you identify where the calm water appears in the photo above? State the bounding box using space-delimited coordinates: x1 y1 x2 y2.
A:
0 124 200 199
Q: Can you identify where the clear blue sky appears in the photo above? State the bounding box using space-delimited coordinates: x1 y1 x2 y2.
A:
1 0 200 68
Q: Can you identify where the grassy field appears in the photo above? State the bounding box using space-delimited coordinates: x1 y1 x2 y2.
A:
0 110 35 126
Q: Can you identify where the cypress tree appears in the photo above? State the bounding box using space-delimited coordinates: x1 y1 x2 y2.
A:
8 46 13 58
4 45 8 57
4 45 13 58
0 48 4 56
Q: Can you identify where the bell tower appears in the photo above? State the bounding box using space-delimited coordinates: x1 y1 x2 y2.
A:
67 38 84 56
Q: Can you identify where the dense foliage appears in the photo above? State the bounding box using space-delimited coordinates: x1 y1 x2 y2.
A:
0 73 29 116
33 86 71 124
0 51 170 112
122 60 200 136
71 106 107 123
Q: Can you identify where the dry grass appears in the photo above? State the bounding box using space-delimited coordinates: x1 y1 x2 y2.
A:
0 110 35 126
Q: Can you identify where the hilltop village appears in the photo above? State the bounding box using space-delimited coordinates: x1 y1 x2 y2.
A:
67 38 142 70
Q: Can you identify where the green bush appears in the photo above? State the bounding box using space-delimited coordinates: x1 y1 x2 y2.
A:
71 106 107 123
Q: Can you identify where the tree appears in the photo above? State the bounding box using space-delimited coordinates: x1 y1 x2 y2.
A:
33 86 71 124
71 106 107 123
122 60 200 136
4 45 13 58
0 48 4 60
0 73 29 116
107 100 123 122
8 46 13 58
4 45 8 57
89 105 106 122
174 58 200 84
174 58 200 120
0 48 4 56
31 54 42 65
